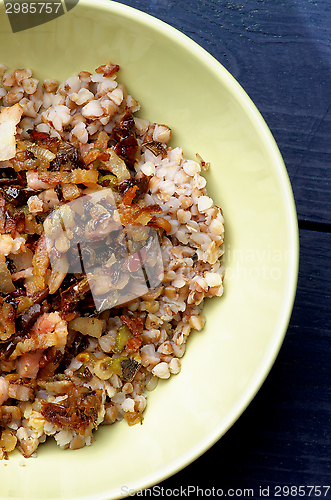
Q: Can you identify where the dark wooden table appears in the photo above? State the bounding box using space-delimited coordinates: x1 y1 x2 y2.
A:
114 0 331 497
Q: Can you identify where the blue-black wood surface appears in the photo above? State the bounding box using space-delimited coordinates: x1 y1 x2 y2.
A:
113 0 331 496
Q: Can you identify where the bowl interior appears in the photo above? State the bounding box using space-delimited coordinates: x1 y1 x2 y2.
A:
0 1 298 499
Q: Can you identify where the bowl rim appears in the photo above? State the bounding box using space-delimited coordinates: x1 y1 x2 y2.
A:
0 0 300 496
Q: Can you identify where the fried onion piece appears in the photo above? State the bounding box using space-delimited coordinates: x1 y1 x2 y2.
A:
121 185 138 206
0 254 16 294
32 232 50 290
48 253 69 295
0 104 23 161
117 203 162 227
38 169 98 186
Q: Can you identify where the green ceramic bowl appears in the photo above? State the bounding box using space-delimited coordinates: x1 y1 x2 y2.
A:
0 1 299 498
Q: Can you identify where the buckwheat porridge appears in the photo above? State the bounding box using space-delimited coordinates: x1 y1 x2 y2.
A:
0 62 224 458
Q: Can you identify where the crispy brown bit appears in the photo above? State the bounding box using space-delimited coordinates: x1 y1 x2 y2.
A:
38 347 64 380
49 139 83 171
0 185 32 207
148 215 172 233
28 130 55 145
31 287 49 305
120 315 143 336
60 276 91 317
38 169 98 186
114 135 138 170
143 140 167 158
19 303 41 331
117 203 162 227
0 166 22 186
118 175 149 202
4 212 16 238
4 287 26 300
112 113 138 169
0 301 15 341
0 340 16 361
41 387 103 434
83 148 103 166
112 113 135 141
13 211 25 233
125 336 142 353
121 185 138 206
69 331 90 357
54 183 64 202
39 347 60 369
95 62 120 77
